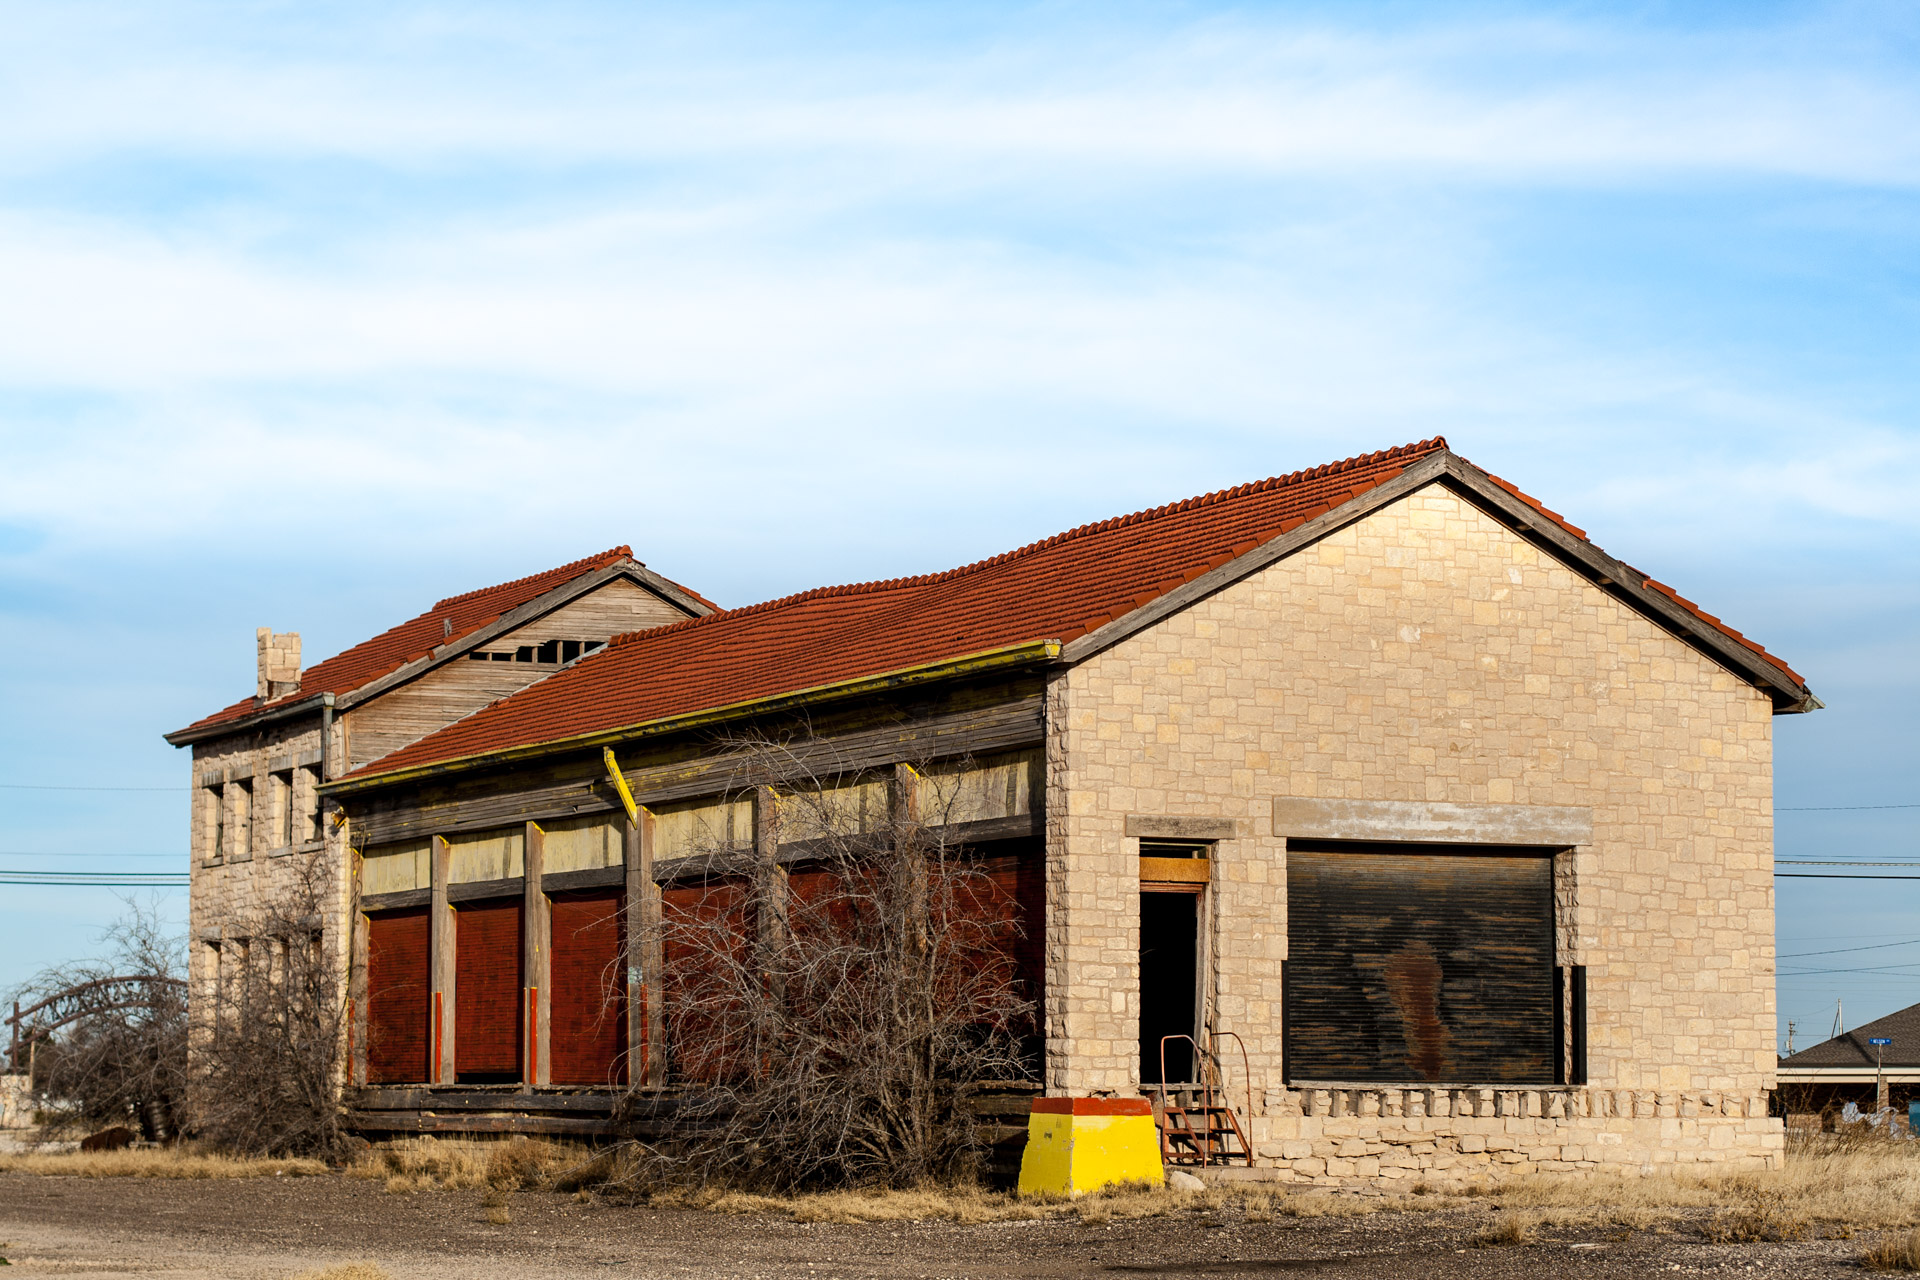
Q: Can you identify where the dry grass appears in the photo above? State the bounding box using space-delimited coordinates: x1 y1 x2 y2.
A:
288 1266 392 1280
347 1136 582 1195
627 1177 1309 1224
0 1147 326 1179
1496 1133 1920 1231
1865 1229 1920 1272
1702 1199 1811 1244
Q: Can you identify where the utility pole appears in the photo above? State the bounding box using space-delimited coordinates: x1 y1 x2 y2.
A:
1833 998 1844 1041
1786 1021 1796 1056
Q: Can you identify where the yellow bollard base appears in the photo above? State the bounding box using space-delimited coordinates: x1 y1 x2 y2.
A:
1016 1096 1164 1197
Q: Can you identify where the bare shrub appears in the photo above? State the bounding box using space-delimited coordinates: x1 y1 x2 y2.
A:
613 740 1039 1191
1866 1228 1920 1272
1469 1212 1537 1247
191 849 348 1158
10 899 186 1138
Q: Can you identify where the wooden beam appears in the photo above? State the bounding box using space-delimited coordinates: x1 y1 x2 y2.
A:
325 646 1056 798
604 747 640 824
522 822 551 1088
346 694 1044 845
429 835 456 1085
625 807 665 1089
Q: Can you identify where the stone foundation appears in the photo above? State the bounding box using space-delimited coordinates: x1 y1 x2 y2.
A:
1238 1086 1782 1188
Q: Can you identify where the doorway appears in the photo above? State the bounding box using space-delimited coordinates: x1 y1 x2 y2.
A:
1139 890 1200 1083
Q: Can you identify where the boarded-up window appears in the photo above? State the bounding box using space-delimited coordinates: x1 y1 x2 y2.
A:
549 889 627 1086
979 849 1046 1059
367 908 430 1084
662 878 751 1084
1284 845 1555 1084
454 900 522 1081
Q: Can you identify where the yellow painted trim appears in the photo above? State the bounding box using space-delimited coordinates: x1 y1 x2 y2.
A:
321 640 1062 796
603 747 640 824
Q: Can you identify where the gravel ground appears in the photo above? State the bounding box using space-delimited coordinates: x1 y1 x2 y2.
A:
0 1172 1880 1279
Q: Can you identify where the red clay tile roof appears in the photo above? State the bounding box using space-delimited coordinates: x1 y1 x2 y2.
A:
172 547 644 736
340 439 1806 783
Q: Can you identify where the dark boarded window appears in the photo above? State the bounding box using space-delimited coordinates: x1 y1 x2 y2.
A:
1285 844 1555 1084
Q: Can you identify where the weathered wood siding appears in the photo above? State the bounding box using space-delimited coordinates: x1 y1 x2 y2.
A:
345 579 689 770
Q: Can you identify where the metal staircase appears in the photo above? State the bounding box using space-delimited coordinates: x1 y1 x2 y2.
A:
1151 1032 1252 1167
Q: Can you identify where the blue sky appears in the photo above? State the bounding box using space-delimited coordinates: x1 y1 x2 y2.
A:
0 1 1915 1052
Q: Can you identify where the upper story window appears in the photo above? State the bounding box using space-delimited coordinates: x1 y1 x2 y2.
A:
271 770 295 850
466 638 604 665
204 785 225 863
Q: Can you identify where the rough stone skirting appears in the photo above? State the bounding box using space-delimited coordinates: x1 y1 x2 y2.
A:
1245 1086 1782 1188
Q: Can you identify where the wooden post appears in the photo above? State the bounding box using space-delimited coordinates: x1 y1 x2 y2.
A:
348 847 369 1088
892 763 926 956
754 785 788 961
429 834 455 1085
625 808 665 1088
523 822 551 1088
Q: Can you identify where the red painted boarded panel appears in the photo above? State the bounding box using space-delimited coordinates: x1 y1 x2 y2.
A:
367 907 430 1084
550 889 626 1086
980 851 1045 1014
455 899 522 1079
662 878 751 1084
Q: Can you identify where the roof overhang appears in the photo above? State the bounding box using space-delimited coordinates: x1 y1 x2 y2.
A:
320 639 1061 798
163 691 334 748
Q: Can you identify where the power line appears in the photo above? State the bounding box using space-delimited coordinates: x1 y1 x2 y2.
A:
0 784 182 792
1777 861 1920 867
1778 803 1920 812
0 852 183 860
0 871 187 887
1779 938 1920 959
1777 874 1920 880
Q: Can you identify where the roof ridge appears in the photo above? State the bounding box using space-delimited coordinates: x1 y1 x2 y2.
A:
434 546 634 610
602 439 1445 652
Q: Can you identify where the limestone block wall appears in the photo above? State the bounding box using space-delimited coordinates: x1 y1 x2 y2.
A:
187 714 352 1058
1252 1085 1780 1187
1043 483 1782 1172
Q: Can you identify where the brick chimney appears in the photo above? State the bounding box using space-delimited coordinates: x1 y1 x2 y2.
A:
257 628 302 700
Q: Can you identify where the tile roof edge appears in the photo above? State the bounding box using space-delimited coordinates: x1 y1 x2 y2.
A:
598 438 1449 652
433 545 635 609
166 546 651 742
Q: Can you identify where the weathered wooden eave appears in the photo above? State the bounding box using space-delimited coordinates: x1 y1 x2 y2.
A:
1061 450 1816 714
320 640 1063 800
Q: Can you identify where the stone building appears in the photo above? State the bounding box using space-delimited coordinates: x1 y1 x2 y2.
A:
169 439 1813 1184
163 549 713 1062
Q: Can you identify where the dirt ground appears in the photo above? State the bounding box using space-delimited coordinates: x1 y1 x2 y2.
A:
0 1170 1884 1280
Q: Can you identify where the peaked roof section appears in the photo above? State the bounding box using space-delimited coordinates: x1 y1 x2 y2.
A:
171 546 698 738
1781 1002 1920 1070
335 439 1810 787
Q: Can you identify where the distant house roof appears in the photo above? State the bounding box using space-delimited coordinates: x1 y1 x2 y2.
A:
1781 1002 1920 1072
165 547 715 743
328 439 1811 790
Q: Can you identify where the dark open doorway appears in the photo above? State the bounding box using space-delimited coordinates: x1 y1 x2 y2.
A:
1140 890 1199 1083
